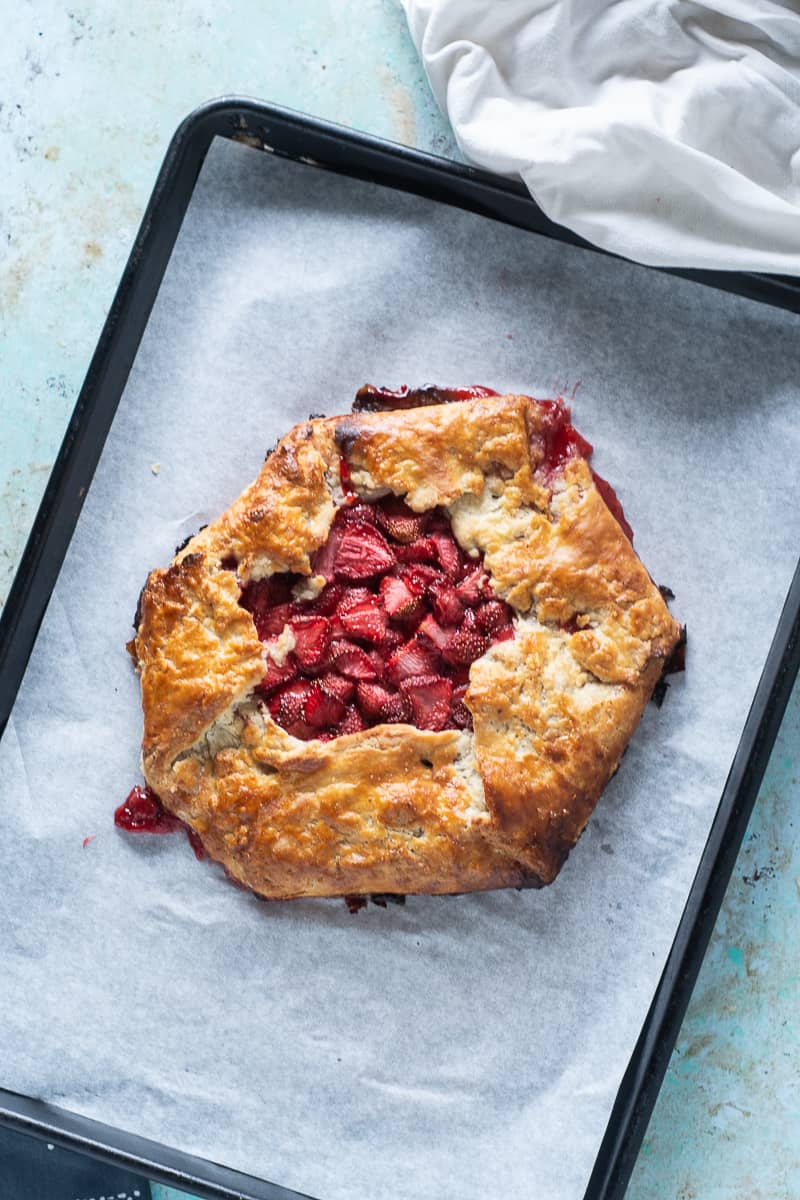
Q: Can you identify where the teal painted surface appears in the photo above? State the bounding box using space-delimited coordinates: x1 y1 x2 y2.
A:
629 703 800 1200
1 5 797 1199
0 0 457 607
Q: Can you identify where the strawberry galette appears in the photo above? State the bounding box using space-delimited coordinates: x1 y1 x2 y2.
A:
126 386 681 900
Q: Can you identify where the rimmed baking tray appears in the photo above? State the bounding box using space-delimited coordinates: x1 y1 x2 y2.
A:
1 97 799 1200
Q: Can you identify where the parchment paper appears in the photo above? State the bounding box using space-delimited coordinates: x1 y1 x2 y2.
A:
2 137 799 1200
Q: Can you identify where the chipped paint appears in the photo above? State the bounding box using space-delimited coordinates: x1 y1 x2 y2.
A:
1 250 35 311
683 1032 714 1059
379 64 417 145
727 944 745 971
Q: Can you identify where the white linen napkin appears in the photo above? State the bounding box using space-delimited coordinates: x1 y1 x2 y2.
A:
401 0 800 272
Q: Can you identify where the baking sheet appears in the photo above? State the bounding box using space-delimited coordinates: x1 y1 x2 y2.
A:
2 136 799 1200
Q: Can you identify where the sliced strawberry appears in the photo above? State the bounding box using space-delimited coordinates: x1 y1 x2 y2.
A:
336 586 373 612
304 682 346 729
339 501 380 527
396 563 442 596
240 576 293 616
475 600 512 635
449 662 472 687
254 601 294 640
354 682 390 719
374 496 428 543
443 609 488 665
356 682 412 724
258 646 298 694
386 636 441 686
395 537 438 563
239 579 267 616
337 704 367 735
340 598 388 643
283 719 318 741
333 523 396 580
426 508 452 533
366 647 386 675
456 566 487 605
239 579 268 616
381 692 412 723
328 616 348 640
431 531 463 579
400 674 453 731
450 683 473 730
269 679 315 726
429 578 464 626
380 574 423 620
329 640 378 679
378 627 405 657
492 624 515 643
307 582 344 616
354 681 390 721
418 613 451 653
310 523 345 582
290 615 331 670
319 673 355 704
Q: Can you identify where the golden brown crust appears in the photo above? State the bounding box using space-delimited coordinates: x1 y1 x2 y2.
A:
136 553 265 778
133 394 681 899
188 421 339 579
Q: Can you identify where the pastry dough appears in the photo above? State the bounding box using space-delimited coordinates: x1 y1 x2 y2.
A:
131 390 681 899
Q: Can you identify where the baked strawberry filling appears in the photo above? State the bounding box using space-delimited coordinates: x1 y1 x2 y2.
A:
115 784 182 832
114 784 205 857
237 393 633 743
352 384 501 411
239 493 515 741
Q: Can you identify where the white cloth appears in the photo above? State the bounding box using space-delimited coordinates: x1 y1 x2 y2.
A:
401 0 800 273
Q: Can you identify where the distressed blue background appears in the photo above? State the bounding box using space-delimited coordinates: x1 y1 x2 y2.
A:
1 4 797 1198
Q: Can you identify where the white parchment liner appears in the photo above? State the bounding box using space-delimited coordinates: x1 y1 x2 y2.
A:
2 137 799 1200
